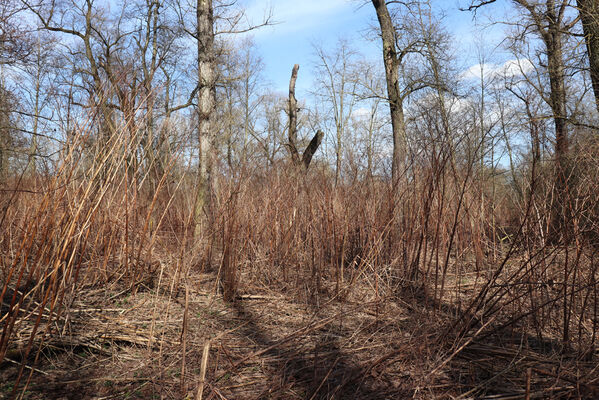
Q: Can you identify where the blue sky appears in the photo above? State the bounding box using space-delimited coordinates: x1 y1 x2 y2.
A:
240 0 514 97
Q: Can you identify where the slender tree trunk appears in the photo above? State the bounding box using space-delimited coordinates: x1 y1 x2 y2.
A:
194 0 216 238
27 41 42 176
226 86 234 169
578 0 599 113
0 82 8 183
366 99 380 180
334 69 345 186
335 123 342 185
27 73 40 176
145 0 160 181
242 56 250 166
371 0 406 185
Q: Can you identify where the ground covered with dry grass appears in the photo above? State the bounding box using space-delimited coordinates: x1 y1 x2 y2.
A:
1 269 430 399
2 259 598 399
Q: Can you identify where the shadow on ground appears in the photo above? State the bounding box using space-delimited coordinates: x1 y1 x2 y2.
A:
209 298 411 399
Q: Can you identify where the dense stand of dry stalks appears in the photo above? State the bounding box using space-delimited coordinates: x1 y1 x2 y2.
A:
1 117 599 398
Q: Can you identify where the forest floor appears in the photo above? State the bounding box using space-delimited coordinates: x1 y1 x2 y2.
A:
1 266 598 399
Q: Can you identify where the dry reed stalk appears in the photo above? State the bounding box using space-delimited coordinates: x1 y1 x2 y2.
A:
181 284 189 395
195 340 211 400
525 367 531 400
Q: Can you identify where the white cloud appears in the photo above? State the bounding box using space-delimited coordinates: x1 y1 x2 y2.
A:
351 107 371 119
499 59 534 77
460 63 497 81
461 59 534 82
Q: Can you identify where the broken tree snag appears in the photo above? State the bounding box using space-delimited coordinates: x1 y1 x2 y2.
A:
302 130 324 169
286 64 324 170
287 64 301 165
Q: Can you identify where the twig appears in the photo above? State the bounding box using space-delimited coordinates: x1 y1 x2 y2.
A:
526 367 531 400
308 356 340 400
236 295 279 300
428 314 497 379
2 357 48 376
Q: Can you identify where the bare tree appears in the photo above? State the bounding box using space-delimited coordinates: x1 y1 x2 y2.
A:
0 1 31 180
21 0 127 157
169 0 272 236
213 38 266 170
0 84 17 181
313 40 359 186
260 91 288 165
371 0 406 184
217 38 266 168
22 33 54 175
370 0 440 185
192 0 217 238
467 0 578 242
286 64 324 170
130 0 183 180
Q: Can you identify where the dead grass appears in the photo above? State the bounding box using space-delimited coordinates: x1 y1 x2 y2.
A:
0 267 448 399
2 252 598 399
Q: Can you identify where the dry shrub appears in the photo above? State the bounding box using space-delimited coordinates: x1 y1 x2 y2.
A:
1 119 599 397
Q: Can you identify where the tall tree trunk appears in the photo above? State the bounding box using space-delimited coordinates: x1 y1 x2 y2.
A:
578 0 599 113
543 11 569 167
540 4 570 242
371 0 406 185
194 0 216 238
366 103 378 180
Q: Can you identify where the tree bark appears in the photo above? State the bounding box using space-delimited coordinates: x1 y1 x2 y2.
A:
539 3 568 163
302 130 324 169
577 0 599 113
287 64 301 165
194 0 216 238
371 0 406 185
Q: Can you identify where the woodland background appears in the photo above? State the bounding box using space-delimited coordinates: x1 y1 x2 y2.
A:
1 0 599 398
